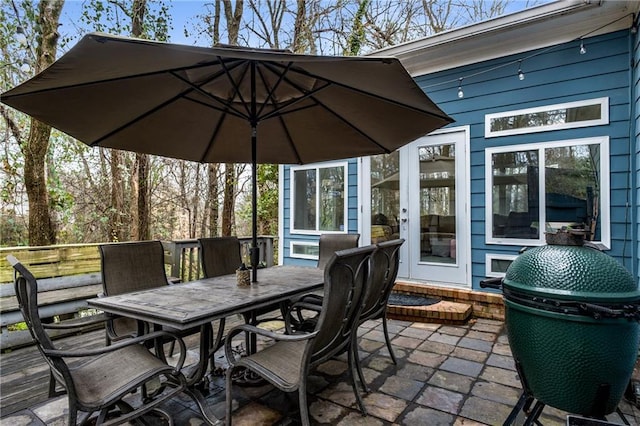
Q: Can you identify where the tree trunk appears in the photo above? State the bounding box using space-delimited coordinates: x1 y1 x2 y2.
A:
221 164 236 236
132 0 150 241
22 0 64 246
206 164 219 236
220 1 243 237
109 150 126 241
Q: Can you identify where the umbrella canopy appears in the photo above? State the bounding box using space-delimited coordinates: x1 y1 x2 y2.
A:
1 33 453 280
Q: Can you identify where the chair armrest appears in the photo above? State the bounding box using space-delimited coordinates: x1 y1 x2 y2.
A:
224 323 317 365
285 299 323 333
43 312 110 330
44 330 187 370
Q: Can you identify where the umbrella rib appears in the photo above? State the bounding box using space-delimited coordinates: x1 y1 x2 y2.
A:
1 58 245 100
254 61 295 119
219 57 253 119
256 64 390 153
274 114 303 164
90 65 242 146
170 71 249 121
263 61 454 123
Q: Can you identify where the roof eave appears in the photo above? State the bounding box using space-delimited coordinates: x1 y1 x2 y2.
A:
368 0 639 77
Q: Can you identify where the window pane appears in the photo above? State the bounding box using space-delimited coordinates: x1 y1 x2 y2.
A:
291 244 319 257
293 169 316 230
491 150 540 239
490 104 602 132
319 167 345 231
491 258 514 274
419 144 456 263
371 152 400 243
545 144 600 239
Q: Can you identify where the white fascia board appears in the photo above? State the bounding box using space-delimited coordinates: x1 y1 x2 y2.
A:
368 0 638 77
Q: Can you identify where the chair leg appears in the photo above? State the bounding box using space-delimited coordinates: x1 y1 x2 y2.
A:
352 343 370 393
225 367 235 426
298 383 311 426
348 343 367 415
382 314 397 365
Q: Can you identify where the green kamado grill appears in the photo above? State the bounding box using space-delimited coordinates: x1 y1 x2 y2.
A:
482 243 640 424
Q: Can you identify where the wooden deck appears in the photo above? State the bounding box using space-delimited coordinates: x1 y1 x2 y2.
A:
0 322 216 418
1 329 106 416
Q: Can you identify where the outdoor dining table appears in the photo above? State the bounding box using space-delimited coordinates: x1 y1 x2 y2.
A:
88 265 324 424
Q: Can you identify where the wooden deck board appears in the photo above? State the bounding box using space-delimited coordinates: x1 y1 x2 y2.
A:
0 316 242 418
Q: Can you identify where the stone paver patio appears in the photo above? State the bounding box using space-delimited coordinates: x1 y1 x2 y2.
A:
1 317 639 425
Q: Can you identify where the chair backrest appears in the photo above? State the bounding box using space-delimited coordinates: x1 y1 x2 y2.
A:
99 241 169 338
198 237 243 278
310 244 375 365
7 255 73 396
360 239 405 322
100 240 169 295
317 233 360 270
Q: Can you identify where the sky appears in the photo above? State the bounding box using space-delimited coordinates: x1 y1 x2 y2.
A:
56 0 550 50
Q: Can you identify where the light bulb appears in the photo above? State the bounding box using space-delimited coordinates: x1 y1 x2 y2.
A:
579 41 586 55
15 26 27 47
457 78 464 99
518 69 525 81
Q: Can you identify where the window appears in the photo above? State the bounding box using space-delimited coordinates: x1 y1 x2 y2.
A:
485 137 609 247
290 241 320 260
291 162 347 234
485 98 608 138
485 254 518 278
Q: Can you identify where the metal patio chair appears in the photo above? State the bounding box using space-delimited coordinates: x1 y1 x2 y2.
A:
7 254 191 425
287 233 361 331
99 241 223 368
355 238 405 388
224 245 376 425
317 233 360 270
198 237 285 353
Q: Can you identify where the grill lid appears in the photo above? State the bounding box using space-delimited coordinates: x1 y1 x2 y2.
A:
503 245 639 304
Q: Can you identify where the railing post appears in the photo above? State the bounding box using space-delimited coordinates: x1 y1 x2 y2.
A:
162 241 181 280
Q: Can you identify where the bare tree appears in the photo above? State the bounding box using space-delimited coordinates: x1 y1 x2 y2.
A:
21 0 64 245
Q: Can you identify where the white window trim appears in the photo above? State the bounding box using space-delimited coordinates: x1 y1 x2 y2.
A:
485 97 609 138
289 240 320 261
485 136 610 248
485 253 519 278
289 160 349 235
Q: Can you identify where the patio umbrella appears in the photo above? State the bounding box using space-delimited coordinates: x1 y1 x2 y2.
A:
1 33 453 282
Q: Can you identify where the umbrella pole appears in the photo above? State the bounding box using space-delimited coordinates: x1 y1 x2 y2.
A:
251 124 259 283
251 62 259 283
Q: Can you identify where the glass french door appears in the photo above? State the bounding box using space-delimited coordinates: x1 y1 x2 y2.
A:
366 128 469 286
406 130 468 285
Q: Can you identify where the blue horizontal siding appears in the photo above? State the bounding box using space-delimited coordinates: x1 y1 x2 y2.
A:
418 30 634 289
281 159 359 267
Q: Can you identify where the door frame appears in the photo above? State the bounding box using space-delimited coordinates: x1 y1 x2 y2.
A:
361 125 471 287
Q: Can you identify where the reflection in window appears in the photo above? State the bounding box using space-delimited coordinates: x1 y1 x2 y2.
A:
491 150 539 239
293 164 345 232
491 104 601 132
489 140 602 243
485 98 608 137
419 144 456 263
370 152 399 243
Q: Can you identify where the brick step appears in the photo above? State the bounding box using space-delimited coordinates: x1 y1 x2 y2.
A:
387 299 473 325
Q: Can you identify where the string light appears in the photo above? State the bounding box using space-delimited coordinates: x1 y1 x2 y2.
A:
20 61 31 72
517 60 525 81
422 12 631 100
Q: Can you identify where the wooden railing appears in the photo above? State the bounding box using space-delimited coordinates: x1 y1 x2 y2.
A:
0 237 274 350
